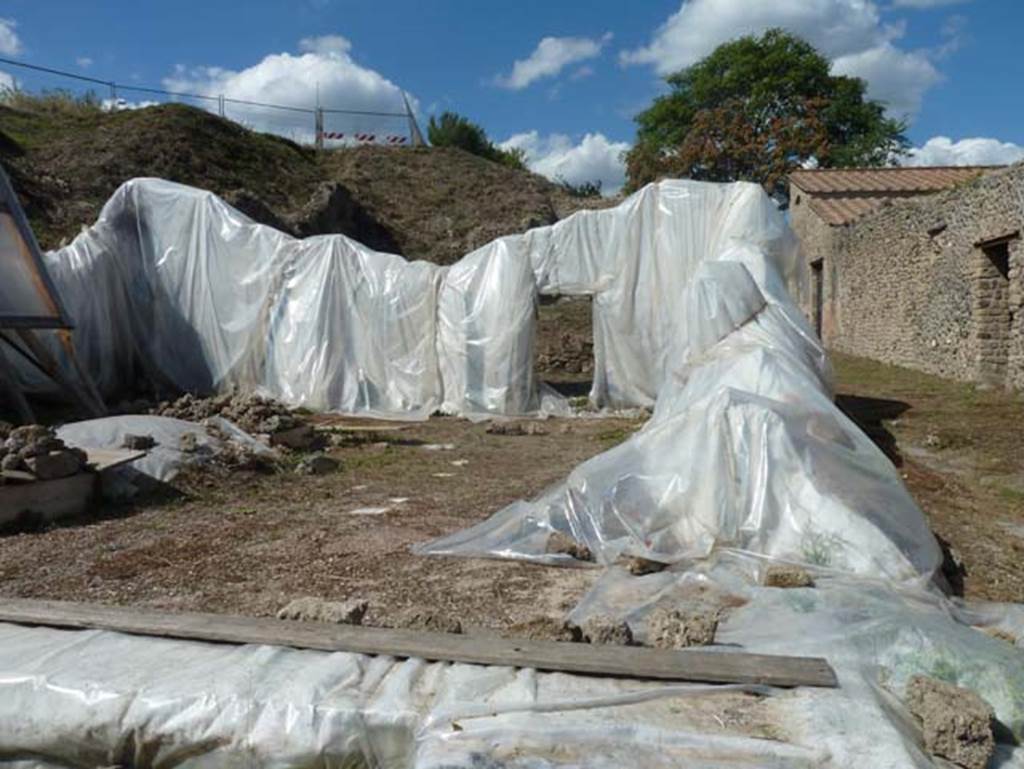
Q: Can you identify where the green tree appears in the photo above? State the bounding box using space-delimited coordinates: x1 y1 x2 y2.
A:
625 29 908 199
427 111 526 170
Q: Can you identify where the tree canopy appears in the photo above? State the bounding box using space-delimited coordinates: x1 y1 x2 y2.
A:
624 29 909 200
427 111 526 170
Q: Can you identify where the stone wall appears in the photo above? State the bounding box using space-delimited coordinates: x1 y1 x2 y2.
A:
796 163 1024 389
789 191 837 338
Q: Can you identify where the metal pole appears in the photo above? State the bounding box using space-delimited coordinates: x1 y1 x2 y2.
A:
315 107 324 150
402 92 425 147
109 81 117 103
218 94 225 117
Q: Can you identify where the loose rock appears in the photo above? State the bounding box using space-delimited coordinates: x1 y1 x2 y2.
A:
0 425 87 478
545 531 593 562
393 608 463 635
622 556 668 576
277 597 368 625
577 614 633 646
178 432 199 453
121 433 156 451
646 605 718 648
25 450 84 480
269 424 317 450
295 454 340 475
486 420 547 436
763 564 814 588
905 675 995 769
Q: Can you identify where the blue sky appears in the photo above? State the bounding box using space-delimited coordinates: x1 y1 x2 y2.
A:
2 0 1022 193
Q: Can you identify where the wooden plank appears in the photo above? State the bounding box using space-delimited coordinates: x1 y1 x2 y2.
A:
0 473 95 525
0 598 837 688
83 447 146 472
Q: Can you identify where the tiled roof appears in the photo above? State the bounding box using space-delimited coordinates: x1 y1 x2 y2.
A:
806 196 887 226
789 166 996 194
789 166 1002 225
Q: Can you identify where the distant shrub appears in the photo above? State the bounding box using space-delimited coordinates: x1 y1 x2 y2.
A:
0 88 105 118
427 111 526 170
556 176 602 198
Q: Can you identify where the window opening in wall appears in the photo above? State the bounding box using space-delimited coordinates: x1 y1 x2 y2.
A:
975 239 1012 384
810 259 824 339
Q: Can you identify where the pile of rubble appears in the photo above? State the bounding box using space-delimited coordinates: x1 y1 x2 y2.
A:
536 332 594 376
153 392 316 449
0 423 88 482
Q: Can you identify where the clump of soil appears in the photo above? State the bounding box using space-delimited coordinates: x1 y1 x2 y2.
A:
762 564 814 588
545 531 594 562
904 675 995 769
295 454 340 476
576 614 634 646
153 392 300 434
621 556 668 576
646 605 718 648
387 608 463 635
536 330 595 377
278 596 368 625
505 617 581 642
486 420 548 436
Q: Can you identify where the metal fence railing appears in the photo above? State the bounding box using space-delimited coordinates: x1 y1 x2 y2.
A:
0 56 425 149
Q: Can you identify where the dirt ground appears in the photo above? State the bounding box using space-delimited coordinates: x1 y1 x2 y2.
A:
0 412 643 635
833 352 1024 603
3 339 1022 629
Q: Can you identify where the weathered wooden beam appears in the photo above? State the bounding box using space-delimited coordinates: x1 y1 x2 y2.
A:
0 598 838 688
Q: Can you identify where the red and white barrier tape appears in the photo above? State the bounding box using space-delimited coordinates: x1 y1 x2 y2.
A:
319 132 407 145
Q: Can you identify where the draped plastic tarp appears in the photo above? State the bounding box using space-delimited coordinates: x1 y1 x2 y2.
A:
5 177 1022 766
0 573 1021 768
417 190 939 584
22 178 807 417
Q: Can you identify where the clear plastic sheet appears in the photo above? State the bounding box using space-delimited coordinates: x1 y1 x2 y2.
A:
417 214 938 584
22 178 808 418
1 571 1020 768
57 414 271 483
6 178 1022 766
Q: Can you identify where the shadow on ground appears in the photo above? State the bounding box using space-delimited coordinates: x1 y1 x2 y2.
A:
836 393 911 466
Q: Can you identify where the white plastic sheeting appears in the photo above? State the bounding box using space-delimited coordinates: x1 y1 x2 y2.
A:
417 210 939 584
6 176 1022 766
0 570 1021 768
57 414 272 483
26 177 805 417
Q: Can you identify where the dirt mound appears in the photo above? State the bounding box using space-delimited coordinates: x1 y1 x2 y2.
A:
1 101 614 263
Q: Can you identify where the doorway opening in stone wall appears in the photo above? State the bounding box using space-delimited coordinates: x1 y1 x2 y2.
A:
536 295 595 400
810 259 824 339
974 236 1014 385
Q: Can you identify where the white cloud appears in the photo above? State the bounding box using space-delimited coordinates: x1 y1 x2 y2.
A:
831 42 941 117
891 0 969 7
0 70 14 92
297 34 351 56
903 136 1024 166
76 56 93 69
620 0 941 120
500 130 629 194
0 17 22 56
163 35 411 143
102 97 160 112
495 33 611 90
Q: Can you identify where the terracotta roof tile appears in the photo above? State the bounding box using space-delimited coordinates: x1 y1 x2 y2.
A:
789 166 997 195
808 196 887 226
790 166 1003 225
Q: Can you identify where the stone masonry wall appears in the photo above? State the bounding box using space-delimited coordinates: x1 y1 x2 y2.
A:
800 163 1024 389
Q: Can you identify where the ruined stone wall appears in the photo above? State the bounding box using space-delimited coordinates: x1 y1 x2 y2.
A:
814 163 1024 389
